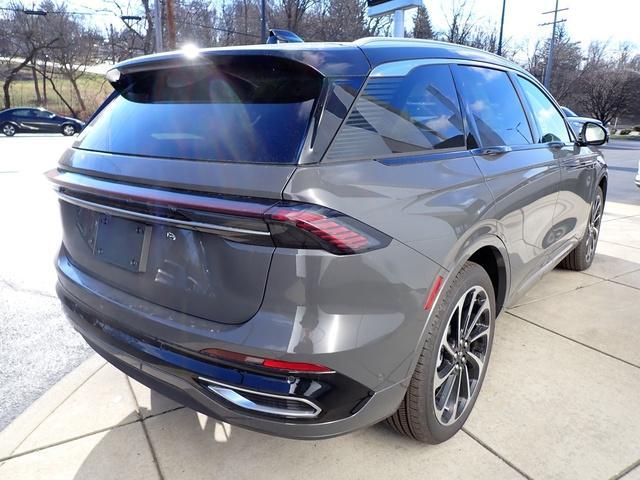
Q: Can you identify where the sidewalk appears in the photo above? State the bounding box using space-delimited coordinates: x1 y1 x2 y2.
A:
2 201 640 480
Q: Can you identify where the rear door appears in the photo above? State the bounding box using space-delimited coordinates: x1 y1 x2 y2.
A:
452 64 561 297
514 75 593 250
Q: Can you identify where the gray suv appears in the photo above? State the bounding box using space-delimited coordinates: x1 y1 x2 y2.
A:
49 38 608 443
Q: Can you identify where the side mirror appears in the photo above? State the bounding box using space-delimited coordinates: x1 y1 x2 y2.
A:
578 122 608 146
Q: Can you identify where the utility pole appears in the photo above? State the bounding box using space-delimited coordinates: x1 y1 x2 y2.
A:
154 0 163 52
260 0 266 43
497 0 506 56
540 0 568 89
109 24 116 64
166 0 176 50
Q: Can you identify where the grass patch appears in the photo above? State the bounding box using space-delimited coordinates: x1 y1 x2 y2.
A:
4 71 111 120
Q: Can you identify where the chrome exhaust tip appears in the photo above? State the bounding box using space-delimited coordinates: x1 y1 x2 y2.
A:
198 377 321 419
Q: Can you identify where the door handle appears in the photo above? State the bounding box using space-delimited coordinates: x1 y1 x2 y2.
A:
474 146 512 156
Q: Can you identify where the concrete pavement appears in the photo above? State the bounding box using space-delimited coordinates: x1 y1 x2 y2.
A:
1 199 640 479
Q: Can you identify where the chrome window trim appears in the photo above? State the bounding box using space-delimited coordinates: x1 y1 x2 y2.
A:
370 58 516 78
198 377 322 419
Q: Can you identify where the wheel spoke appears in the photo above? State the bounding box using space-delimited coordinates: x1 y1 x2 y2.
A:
462 363 472 399
435 362 456 389
450 371 462 420
435 371 457 413
464 303 488 341
462 289 478 337
468 325 489 344
466 350 484 371
442 338 456 358
455 305 463 348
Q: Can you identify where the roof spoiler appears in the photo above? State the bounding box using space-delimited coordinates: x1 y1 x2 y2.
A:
266 29 304 44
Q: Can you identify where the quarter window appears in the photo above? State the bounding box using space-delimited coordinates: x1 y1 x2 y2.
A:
455 66 533 147
325 64 465 160
516 76 571 144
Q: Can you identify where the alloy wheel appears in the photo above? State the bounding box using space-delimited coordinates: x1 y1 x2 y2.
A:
585 192 603 263
2 124 15 136
63 125 76 136
433 285 491 426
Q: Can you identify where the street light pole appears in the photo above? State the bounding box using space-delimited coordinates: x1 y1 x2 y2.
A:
497 0 506 56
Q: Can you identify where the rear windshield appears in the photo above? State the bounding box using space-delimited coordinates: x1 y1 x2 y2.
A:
76 56 324 164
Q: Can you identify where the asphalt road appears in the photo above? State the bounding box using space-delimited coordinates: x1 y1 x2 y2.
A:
0 135 638 431
598 139 640 205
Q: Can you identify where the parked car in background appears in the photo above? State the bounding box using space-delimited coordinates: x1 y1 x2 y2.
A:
49 38 609 444
636 160 640 188
561 106 608 141
0 108 84 136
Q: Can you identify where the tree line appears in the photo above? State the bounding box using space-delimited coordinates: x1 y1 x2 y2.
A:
1 0 638 124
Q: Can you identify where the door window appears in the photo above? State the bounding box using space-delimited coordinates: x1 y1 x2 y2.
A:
34 110 53 118
516 76 571 144
455 66 533 147
326 64 466 160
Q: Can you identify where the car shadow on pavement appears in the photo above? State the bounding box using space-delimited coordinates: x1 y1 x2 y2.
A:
70 387 491 480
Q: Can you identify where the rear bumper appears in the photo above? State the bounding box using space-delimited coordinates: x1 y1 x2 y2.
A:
55 240 439 438
58 282 406 439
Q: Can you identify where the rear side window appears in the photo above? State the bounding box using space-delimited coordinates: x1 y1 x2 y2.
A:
76 56 324 164
455 66 532 147
325 64 465 161
516 76 571 144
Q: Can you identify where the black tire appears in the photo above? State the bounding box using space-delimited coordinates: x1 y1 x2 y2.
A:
386 261 496 443
62 124 76 136
2 122 16 136
558 186 604 271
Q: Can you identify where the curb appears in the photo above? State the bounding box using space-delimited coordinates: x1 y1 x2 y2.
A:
0 354 106 459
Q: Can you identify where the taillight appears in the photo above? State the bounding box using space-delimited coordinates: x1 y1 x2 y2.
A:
200 348 334 373
264 202 391 255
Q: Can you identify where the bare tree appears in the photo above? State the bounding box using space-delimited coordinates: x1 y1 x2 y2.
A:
442 0 474 45
45 7 102 114
578 69 634 125
0 1 59 108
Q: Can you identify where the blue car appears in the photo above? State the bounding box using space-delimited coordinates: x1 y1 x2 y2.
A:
0 107 84 136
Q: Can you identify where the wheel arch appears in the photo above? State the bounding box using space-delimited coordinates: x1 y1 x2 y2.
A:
598 173 608 203
443 234 511 317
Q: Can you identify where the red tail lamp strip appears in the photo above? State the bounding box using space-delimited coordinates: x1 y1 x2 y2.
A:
424 275 444 310
201 348 333 373
268 208 369 252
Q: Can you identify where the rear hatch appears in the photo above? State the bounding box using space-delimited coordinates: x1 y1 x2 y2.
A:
53 53 329 325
